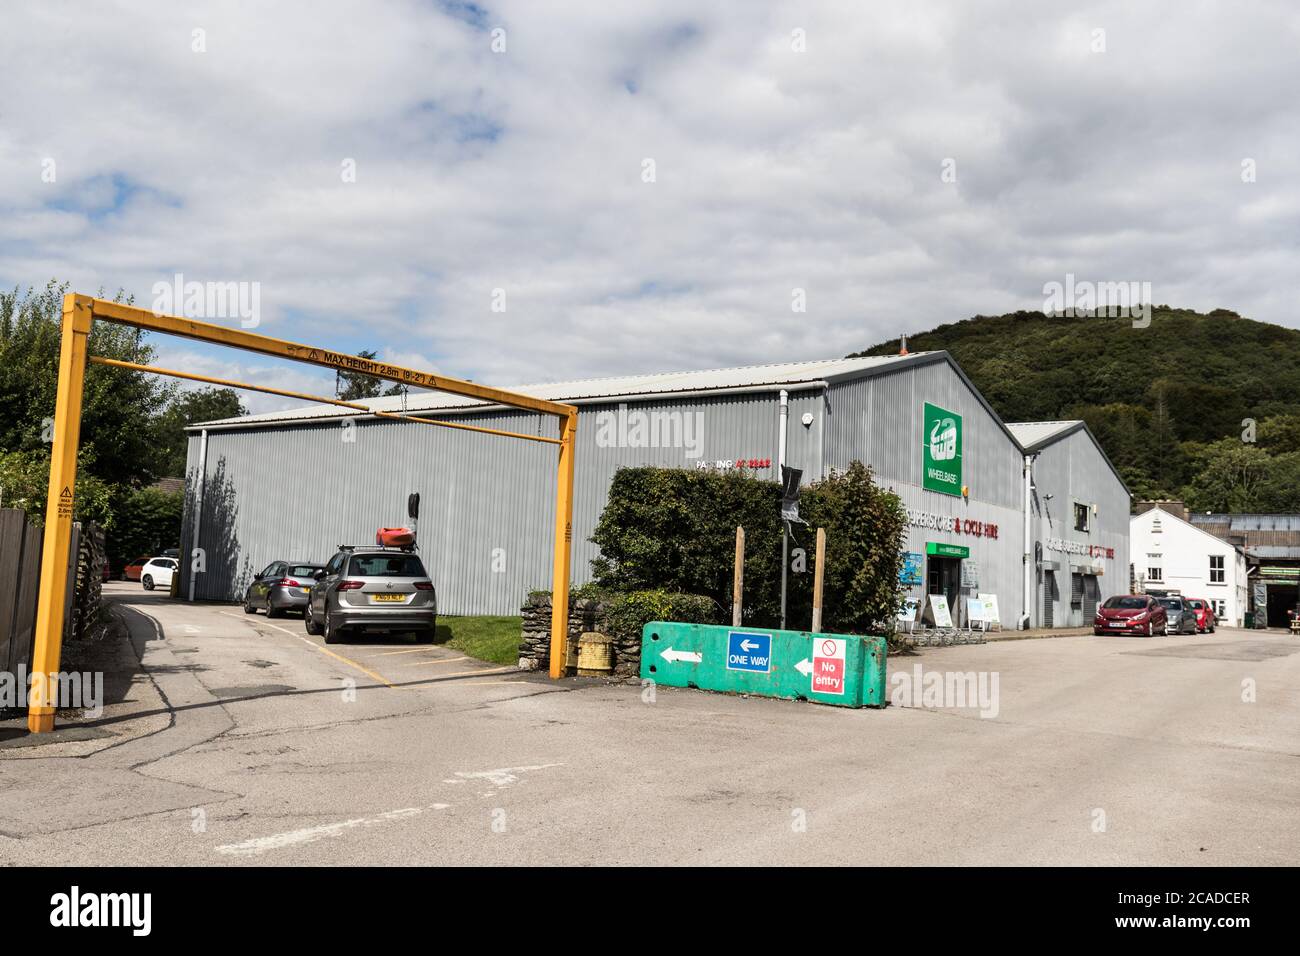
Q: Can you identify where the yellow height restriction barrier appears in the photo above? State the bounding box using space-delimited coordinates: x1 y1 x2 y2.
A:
28 294 579 733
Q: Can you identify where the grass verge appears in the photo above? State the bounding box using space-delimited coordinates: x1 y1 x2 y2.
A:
435 615 522 665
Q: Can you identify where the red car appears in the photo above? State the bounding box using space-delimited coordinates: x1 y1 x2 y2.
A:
122 556 151 582
1094 594 1167 637
1186 598 1216 633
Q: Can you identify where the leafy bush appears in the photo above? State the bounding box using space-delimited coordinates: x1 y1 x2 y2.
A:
590 462 906 634
601 589 720 643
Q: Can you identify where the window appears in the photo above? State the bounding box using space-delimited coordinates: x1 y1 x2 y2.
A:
1212 600 1226 617
347 553 428 577
1147 567 1163 582
1209 555 1225 584
1074 502 1090 532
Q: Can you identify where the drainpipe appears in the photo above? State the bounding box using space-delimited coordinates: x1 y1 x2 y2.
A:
1022 454 1033 629
188 428 208 602
779 390 789 630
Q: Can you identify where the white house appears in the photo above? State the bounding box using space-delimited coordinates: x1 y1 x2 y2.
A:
1130 505 1249 626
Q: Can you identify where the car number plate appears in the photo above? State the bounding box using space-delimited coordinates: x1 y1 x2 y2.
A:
1109 622 1127 627
371 593 406 602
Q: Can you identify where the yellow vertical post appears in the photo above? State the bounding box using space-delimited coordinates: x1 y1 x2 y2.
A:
548 409 577 678
28 294 92 733
811 527 826 633
732 526 744 627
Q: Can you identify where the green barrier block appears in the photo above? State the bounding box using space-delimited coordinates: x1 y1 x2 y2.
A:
640 621 887 708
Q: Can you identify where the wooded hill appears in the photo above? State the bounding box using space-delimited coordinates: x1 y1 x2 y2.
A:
852 307 1300 512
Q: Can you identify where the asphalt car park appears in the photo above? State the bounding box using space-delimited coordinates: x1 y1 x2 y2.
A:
3 584 1299 866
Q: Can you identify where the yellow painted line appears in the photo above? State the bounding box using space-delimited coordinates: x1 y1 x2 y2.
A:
375 647 438 656
398 656 469 668
219 611 398 689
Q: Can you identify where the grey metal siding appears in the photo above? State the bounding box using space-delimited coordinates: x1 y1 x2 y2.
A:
823 360 1022 510
181 389 822 614
1027 428 1130 626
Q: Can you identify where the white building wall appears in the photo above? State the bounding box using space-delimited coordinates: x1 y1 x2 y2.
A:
1130 508 1248 626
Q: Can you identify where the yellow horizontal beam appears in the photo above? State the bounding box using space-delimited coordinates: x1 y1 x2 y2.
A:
81 296 575 419
88 356 562 445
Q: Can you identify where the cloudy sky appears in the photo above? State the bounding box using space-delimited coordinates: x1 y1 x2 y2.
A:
2 1 1297 411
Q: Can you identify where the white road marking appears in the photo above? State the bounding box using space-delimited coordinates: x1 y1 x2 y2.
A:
399 656 468 667
215 803 451 856
442 763 562 790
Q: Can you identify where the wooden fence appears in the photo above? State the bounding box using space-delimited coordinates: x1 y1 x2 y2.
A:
1 509 104 699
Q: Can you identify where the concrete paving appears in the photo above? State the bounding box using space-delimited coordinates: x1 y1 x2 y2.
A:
1 582 1297 865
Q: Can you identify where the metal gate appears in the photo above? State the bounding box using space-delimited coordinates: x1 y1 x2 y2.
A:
1082 575 1100 620
1043 571 1056 627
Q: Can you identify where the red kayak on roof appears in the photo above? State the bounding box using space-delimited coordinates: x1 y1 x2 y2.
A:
376 527 416 547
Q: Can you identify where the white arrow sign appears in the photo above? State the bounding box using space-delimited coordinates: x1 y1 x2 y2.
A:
794 658 813 676
661 647 703 664
740 639 759 652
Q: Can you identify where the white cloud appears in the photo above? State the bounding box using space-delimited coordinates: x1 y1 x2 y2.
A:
2 0 1297 403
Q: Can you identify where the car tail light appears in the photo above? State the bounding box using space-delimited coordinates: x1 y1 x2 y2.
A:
338 580 365 590
414 581 434 590
280 578 301 587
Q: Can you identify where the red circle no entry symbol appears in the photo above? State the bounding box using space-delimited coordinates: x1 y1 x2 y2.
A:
820 639 836 656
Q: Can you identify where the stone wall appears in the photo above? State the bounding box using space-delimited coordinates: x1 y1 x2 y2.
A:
518 593 640 678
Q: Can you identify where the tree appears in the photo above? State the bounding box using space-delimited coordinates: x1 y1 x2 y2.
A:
1183 440 1272 512
336 349 406 401
149 387 246 478
0 281 175 487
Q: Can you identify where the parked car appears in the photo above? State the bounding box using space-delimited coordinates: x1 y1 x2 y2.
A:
140 557 178 591
305 546 436 645
1156 596 1198 634
122 555 152 581
1094 594 1167 637
1186 598 1217 633
243 561 324 617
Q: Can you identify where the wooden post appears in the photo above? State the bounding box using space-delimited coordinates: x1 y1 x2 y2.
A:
811 527 826 633
732 526 744 627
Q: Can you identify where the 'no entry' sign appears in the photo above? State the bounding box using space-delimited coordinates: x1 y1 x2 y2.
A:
812 638 846 695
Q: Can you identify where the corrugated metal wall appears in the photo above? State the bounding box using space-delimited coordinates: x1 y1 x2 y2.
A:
821 358 1030 623
177 362 1129 627
822 360 1023 510
180 388 824 614
1029 428 1131 627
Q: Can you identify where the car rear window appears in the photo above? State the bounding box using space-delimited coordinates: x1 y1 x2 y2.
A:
1157 598 1181 609
1188 600 1205 609
1103 596 1147 609
347 554 428 577
288 565 321 578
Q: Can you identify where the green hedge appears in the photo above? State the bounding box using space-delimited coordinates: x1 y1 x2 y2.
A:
590 462 906 634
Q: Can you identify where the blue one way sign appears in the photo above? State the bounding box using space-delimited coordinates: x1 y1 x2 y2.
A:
726 631 772 673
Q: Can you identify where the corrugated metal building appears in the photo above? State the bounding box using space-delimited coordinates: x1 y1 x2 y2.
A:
179 350 1129 628
1008 421 1131 627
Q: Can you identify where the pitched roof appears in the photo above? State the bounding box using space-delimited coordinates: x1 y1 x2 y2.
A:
190 352 938 428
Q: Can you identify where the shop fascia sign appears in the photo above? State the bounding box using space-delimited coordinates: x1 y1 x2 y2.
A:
1046 537 1115 560
905 507 999 539
922 402 963 496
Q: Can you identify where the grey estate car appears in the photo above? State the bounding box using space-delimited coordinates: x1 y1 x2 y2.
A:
1156 596 1198 635
305 546 437 645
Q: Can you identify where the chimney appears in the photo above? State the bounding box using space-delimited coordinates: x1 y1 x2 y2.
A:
899 334 909 356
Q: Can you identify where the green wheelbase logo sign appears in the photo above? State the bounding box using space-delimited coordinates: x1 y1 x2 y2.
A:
923 402 963 496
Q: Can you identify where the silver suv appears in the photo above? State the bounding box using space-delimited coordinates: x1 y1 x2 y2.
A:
305 546 437 645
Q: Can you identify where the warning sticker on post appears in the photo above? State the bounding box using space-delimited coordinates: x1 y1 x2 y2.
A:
811 637 846 696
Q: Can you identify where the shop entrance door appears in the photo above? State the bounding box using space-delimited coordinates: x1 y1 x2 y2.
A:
928 556 961 622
